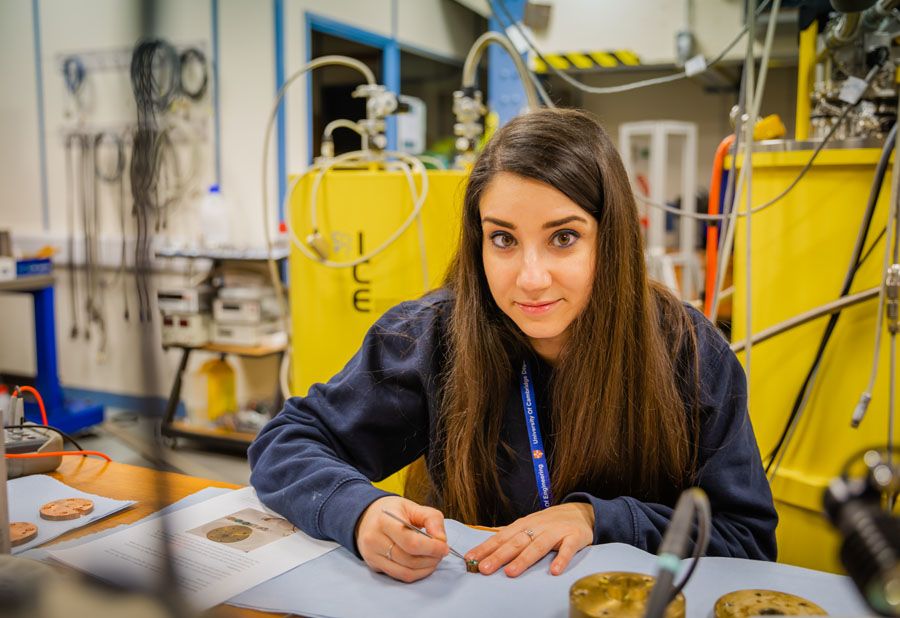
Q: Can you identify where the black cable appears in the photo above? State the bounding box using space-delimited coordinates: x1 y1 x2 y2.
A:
130 39 172 323
765 120 898 473
668 505 709 600
860 226 888 268
178 47 208 100
4 423 85 452
94 131 131 322
131 39 178 113
64 133 83 339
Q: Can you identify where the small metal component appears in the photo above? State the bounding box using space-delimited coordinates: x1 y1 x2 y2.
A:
569 572 686 618
452 88 487 166
886 264 900 334
713 589 826 617
466 559 479 573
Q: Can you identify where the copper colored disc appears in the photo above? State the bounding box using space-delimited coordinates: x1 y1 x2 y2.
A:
40 498 95 521
714 589 827 617
10 522 38 547
206 525 253 544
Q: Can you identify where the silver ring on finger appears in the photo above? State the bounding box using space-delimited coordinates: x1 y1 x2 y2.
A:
524 528 535 541
386 541 395 561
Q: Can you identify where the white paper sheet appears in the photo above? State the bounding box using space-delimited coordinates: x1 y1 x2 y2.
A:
20 487 230 563
8 474 136 554
48 486 338 610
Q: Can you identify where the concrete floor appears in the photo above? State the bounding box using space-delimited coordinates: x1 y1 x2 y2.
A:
74 409 252 486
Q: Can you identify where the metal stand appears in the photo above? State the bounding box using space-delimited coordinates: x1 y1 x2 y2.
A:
0 276 103 434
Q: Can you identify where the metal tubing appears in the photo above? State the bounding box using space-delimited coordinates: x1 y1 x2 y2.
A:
462 31 540 111
730 286 879 352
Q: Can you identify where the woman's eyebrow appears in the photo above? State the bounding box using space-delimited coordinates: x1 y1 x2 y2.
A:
482 216 516 229
542 215 589 229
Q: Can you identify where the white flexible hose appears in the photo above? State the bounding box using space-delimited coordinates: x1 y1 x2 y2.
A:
261 56 378 322
288 150 429 269
462 31 541 111
260 55 378 398
416 154 447 170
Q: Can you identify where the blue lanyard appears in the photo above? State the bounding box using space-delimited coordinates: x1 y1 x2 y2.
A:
519 360 553 509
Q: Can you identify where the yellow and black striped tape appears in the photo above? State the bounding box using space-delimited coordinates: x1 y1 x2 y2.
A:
532 49 641 74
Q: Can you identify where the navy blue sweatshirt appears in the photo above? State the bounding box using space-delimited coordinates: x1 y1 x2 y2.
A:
249 290 777 561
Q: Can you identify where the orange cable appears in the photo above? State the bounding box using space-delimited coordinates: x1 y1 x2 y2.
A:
704 134 735 318
13 385 48 426
5 450 112 462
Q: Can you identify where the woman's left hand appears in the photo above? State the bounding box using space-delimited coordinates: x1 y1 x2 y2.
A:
465 502 595 577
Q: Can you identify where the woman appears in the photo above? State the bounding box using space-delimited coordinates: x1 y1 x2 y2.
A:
249 108 777 584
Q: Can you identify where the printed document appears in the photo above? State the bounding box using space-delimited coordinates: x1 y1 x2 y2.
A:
48 487 337 610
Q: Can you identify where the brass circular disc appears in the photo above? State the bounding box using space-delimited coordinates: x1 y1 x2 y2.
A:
569 572 686 618
10 521 38 547
206 525 253 544
714 589 827 617
39 498 95 521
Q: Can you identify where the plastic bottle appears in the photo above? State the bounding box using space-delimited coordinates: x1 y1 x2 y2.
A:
199 358 237 422
199 184 231 248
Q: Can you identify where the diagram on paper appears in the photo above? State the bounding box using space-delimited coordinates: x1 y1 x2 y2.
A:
188 507 298 553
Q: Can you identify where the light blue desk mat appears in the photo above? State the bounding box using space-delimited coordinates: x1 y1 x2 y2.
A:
20 486 872 617
230 520 871 618
9 474 136 555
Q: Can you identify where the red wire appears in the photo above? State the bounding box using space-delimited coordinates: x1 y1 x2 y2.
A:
7 386 112 462
5 450 112 462
13 385 48 426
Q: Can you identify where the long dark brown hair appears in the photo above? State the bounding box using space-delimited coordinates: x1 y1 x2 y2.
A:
432 108 701 524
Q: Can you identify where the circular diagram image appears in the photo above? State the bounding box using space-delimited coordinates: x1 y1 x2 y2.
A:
206 525 253 544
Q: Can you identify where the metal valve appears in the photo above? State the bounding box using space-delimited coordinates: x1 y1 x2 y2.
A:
887 263 900 333
453 88 487 165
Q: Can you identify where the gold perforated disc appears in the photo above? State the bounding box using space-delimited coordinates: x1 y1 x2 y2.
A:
10 521 38 546
569 572 686 618
714 589 827 617
40 498 94 521
206 525 253 544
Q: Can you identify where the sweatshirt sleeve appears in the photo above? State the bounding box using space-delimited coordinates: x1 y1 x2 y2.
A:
248 299 442 556
563 322 778 560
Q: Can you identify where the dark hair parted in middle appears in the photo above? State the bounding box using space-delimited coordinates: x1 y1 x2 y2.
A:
435 108 701 525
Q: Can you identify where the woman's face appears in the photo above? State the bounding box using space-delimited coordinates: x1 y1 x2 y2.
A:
480 172 598 362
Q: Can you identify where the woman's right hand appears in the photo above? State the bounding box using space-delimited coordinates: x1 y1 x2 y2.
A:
355 495 449 583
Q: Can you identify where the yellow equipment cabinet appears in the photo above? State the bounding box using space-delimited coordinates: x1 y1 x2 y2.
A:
288 168 468 494
731 143 895 573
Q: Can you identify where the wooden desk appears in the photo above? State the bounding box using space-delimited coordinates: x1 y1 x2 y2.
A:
46 457 288 617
